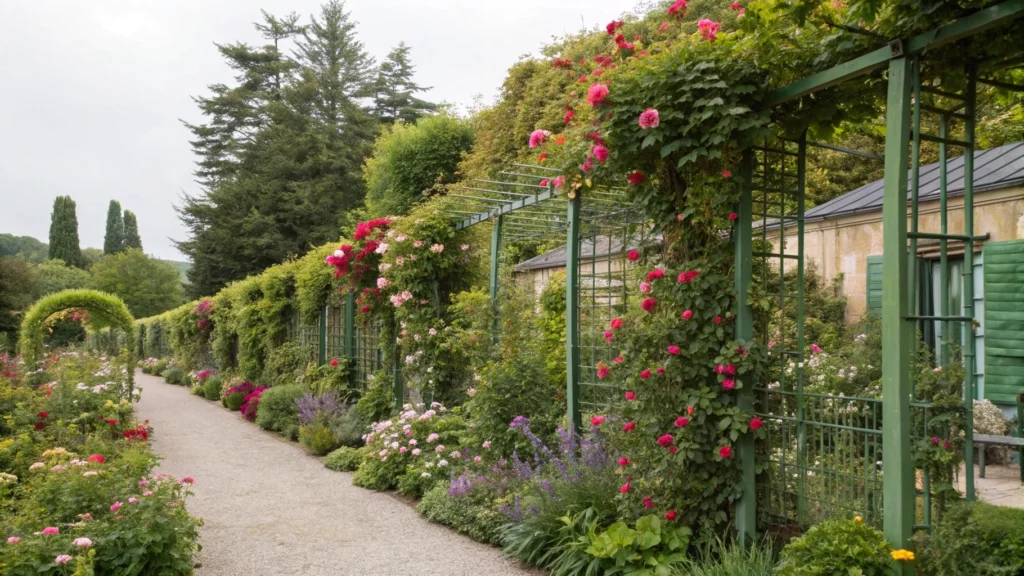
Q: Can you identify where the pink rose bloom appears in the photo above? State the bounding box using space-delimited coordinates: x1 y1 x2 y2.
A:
604 330 614 343
7 537 21 544
620 481 631 493
473 456 482 463
110 502 122 512
143 491 153 496
667 345 681 355
73 538 92 548
811 343 823 354
591 415 606 426
719 445 733 458
42 527 60 535
55 555 73 565
638 108 660 129
656 434 674 447
697 19 720 41
593 145 609 163
553 175 566 189
586 83 610 106
427 433 439 442
639 281 652 294
681 309 693 320
128 497 137 504
596 362 610 380
181 476 195 484
658 22 671 33
722 379 735 390
667 0 687 16
139 479 149 487
623 421 636 432
610 317 623 329
722 170 732 178
640 369 651 380
625 391 637 401
399 447 407 454
482 441 491 449
675 416 690 428
412 448 422 456
528 129 550 148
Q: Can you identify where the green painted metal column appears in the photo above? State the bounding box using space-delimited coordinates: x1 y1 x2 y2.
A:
963 64 978 501
566 192 582 432
344 291 356 383
880 51 916 560
318 306 327 366
734 149 756 546
489 215 503 338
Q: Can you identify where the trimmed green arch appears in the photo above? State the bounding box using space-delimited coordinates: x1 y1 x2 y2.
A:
20 290 136 384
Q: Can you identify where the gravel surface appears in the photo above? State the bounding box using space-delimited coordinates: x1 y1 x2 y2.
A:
135 371 541 576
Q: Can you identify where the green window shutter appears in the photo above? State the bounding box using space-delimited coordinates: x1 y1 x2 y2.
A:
866 255 883 317
983 240 1024 405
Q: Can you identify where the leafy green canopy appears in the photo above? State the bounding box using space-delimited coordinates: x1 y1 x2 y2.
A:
19 289 135 367
88 249 185 318
364 113 475 217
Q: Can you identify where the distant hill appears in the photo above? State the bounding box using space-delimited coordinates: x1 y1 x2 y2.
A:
1 233 191 283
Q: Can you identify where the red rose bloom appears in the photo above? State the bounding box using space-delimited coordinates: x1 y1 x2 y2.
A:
623 421 636 432
722 379 735 390
640 369 651 380
646 269 665 281
107 419 117 426
625 391 637 401
667 345 680 355
657 367 666 375
641 298 657 312
628 171 645 185
719 446 733 459
627 249 640 261
664 509 678 521
618 457 630 467
604 330 614 343
597 362 610 380
34 422 45 430
687 405 694 416
620 481 631 493
329 358 339 367
610 317 623 329
613 356 624 364
668 446 679 454
681 309 693 320
714 316 723 325
643 497 654 509
591 415 606 426
729 212 738 221
38 412 49 418
675 416 689 428
87 454 105 463
750 418 763 431
656 434 674 447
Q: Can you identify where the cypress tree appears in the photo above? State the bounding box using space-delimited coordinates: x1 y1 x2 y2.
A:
371 43 436 124
48 196 82 267
103 200 124 254
122 210 143 251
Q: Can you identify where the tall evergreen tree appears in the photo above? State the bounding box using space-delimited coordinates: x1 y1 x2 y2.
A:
122 210 143 251
371 43 436 124
103 200 124 254
177 2 382 297
48 196 82 267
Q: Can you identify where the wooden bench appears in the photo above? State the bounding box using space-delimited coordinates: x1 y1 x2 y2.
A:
974 434 1024 482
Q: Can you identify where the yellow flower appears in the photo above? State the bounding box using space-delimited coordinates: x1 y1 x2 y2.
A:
891 549 915 562
853 516 862 525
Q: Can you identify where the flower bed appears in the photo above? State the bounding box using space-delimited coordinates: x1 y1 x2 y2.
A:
0 351 201 575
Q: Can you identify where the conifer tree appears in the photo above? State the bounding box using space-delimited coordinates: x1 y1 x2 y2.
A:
371 43 436 124
48 196 82 267
103 200 124 254
122 210 142 251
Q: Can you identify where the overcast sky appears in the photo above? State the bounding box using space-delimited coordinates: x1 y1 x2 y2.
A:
0 0 644 261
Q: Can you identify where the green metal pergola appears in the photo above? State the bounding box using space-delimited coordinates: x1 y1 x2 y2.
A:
436 0 1024 559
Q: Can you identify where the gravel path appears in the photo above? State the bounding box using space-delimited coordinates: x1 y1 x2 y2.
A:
134 371 540 576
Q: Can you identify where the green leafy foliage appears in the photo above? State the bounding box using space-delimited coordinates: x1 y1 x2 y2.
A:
915 502 1024 576
584 515 692 576
776 518 892 576
255 384 304 433
87 250 184 318
323 446 365 472
418 483 508 547
19 290 135 367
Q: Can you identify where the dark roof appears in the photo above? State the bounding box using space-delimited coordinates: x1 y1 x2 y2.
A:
514 235 626 272
803 142 1024 223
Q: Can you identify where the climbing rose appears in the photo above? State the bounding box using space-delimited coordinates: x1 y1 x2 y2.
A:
613 356 624 364
638 108 660 129
657 367 666 375
714 315 723 325
730 2 742 11
539 179 549 187
593 145 609 163
647 268 665 281
675 416 689 428
719 446 733 459
591 415 605 426
604 330 613 343
697 19 720 41
667 0 687 17
587 83 609 106
643 497 654 509
620 481 631 493
610 317 623 329
628 171 645 185
87 454 105 464
528 129 550 148
667 345 680 355
639 281 652 294
181 476 195 484
722 170 733 178
657 434 674 447
640 369 651 380
618 457 630 466
678 270 699 283
614 33 625 43
681 309 693 320
658 22 670 33
664 510 677 521
729 212 738 221
605 20 623 34
722 379 735 390
687 405 694 416
538 152 548 162
626 249 640 261
42 527 59 535
553 175 566 188
750 418 763 431
623 421 636 432
330 358 339 367
597 362 609 379
625 391 637 401
811 343 823 353
641 297 657 312
577 76 588 84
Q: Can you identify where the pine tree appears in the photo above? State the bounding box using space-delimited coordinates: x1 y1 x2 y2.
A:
371 43 436 124
122 210 143 251
48 196 82 267
103 200 124 254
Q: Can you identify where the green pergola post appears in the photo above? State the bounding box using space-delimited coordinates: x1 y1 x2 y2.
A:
566 193 582 432
880 52 915 563
734 149 756 546
962 64 978 502
345 291 356 384
318 306 327 366
490 215 503 339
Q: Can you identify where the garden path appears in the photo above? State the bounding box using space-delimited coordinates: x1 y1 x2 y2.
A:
134 371 540 576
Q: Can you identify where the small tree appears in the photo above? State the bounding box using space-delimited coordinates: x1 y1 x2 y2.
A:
33 259 90 299
122 209 143 250
88 249 185 318
103 200 124 254
48 196 82 267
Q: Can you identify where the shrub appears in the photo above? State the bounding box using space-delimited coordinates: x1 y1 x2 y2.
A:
201 375 222 400
222 381 256 411
240 386 268 421
324 446 365 472
299 420 339 455
354 377 394 424
916 501 1024 575
328 406 365 447
255 384 304 433
263 341 308 387
162 365 184 385
776 518 892 576
419 484 508 547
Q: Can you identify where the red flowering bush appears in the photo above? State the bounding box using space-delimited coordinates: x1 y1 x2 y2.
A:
240 386 268 421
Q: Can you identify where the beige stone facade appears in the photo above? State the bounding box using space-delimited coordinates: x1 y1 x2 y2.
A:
767 185 1024 324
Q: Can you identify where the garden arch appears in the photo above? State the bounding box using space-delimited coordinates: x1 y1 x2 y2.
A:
20 289 137 390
